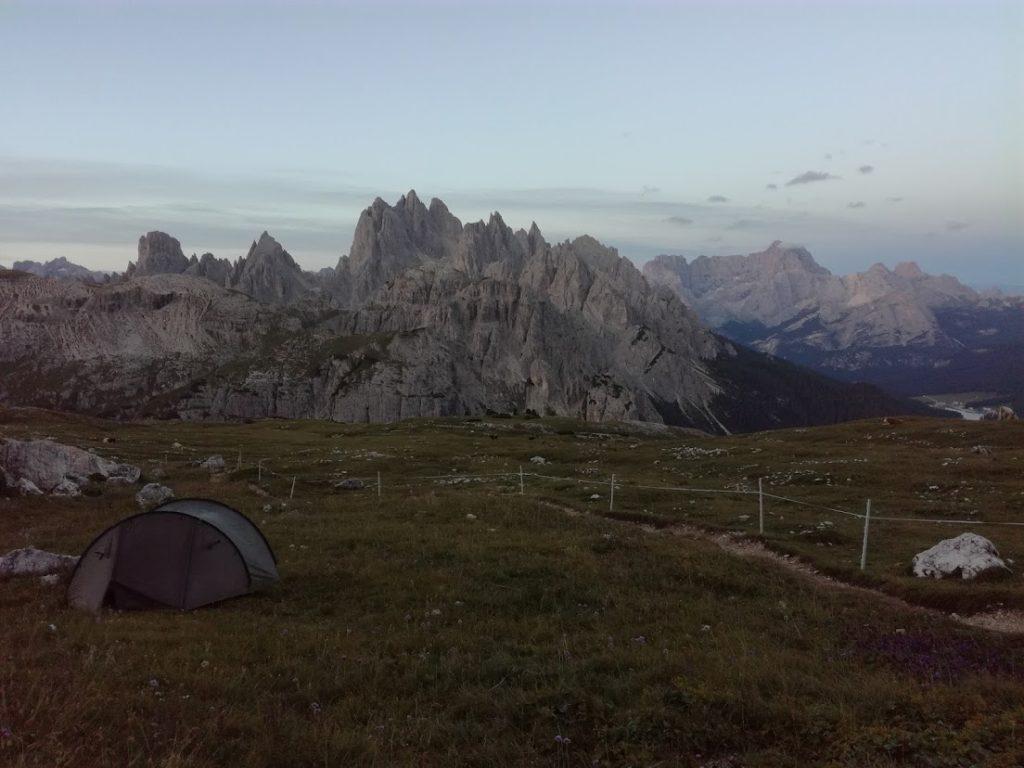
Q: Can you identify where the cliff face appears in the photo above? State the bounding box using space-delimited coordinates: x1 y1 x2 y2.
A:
0 196 933 432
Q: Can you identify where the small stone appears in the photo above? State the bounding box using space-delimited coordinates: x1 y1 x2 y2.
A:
334 478 364 491
199 455 226 473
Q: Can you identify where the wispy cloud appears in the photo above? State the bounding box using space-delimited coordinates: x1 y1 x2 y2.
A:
765 183 778 191
785 171 840 186
664 216 694 226
858 165 874 174
847 201 866 209
886 196 904 203
946 220 970 231
727 219 766 230
707 195 729 203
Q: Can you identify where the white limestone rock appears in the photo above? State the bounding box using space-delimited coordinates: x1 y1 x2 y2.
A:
912 533 1010 580
0 547 78 578
0 438 140 492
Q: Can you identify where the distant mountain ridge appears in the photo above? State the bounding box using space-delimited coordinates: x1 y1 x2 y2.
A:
10 257 112 283
643 242 1023 411
0 194 934 432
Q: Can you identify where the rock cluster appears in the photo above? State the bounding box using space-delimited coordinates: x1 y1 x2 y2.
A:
0 438 140 496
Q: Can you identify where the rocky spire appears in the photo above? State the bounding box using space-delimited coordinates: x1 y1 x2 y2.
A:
131 232 190 276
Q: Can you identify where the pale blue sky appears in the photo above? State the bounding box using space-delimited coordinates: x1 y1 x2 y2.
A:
0 0 1021 284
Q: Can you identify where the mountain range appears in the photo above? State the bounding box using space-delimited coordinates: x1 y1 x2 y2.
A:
0 192 930 433
644 242 1023 413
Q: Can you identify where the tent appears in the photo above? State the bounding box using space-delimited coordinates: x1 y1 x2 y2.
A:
67 498 278 612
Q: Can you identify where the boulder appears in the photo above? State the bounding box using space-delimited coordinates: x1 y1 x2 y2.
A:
200 455 226 473
51 478 81 497
529 456 548 465
912 532 1010 580
334 478 365 491
0 438 140 492
16 477 43 496
982 406 1018 422
136 483 174 508
0 547 78 578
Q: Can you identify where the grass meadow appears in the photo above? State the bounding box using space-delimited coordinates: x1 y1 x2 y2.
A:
2 408 1023 766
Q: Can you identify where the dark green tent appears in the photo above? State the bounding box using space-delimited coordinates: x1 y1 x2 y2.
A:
68 498 278 612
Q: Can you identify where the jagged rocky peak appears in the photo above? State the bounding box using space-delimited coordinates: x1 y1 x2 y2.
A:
231 231 312 304
132 231 190 276
348 190 462 271
186 252 233 286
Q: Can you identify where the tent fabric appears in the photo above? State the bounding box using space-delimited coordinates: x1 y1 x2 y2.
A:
67 498 278 612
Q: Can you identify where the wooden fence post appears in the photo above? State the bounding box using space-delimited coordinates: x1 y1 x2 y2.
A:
860 499 872 571
758 477 765 535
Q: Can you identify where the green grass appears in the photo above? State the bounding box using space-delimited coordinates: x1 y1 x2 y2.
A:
2 409 1024 766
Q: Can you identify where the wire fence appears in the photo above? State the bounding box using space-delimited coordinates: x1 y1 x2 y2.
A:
157 449 1024 573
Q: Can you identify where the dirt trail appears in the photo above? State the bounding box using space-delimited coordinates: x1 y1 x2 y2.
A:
541 500 1024 635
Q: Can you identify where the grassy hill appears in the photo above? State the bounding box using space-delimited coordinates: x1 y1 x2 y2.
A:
2 410 1024 766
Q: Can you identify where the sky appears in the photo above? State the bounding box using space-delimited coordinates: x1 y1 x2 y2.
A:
0 0 1021 286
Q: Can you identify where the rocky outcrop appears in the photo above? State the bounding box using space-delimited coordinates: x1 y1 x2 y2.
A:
912 533 1010 580
644 242 1024 410
230 232 314 304
185 252 233 286
129 231 191 277
0 439 140 492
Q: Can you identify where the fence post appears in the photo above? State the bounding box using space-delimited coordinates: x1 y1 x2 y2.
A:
236 450 241 471
609 474 615 512
258 459 264 484
290 476 296 499
859 499 872 571
758 477 764 535
377 471 382 499
519 465 524 495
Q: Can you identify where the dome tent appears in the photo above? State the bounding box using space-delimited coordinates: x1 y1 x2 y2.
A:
68 498 278 612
